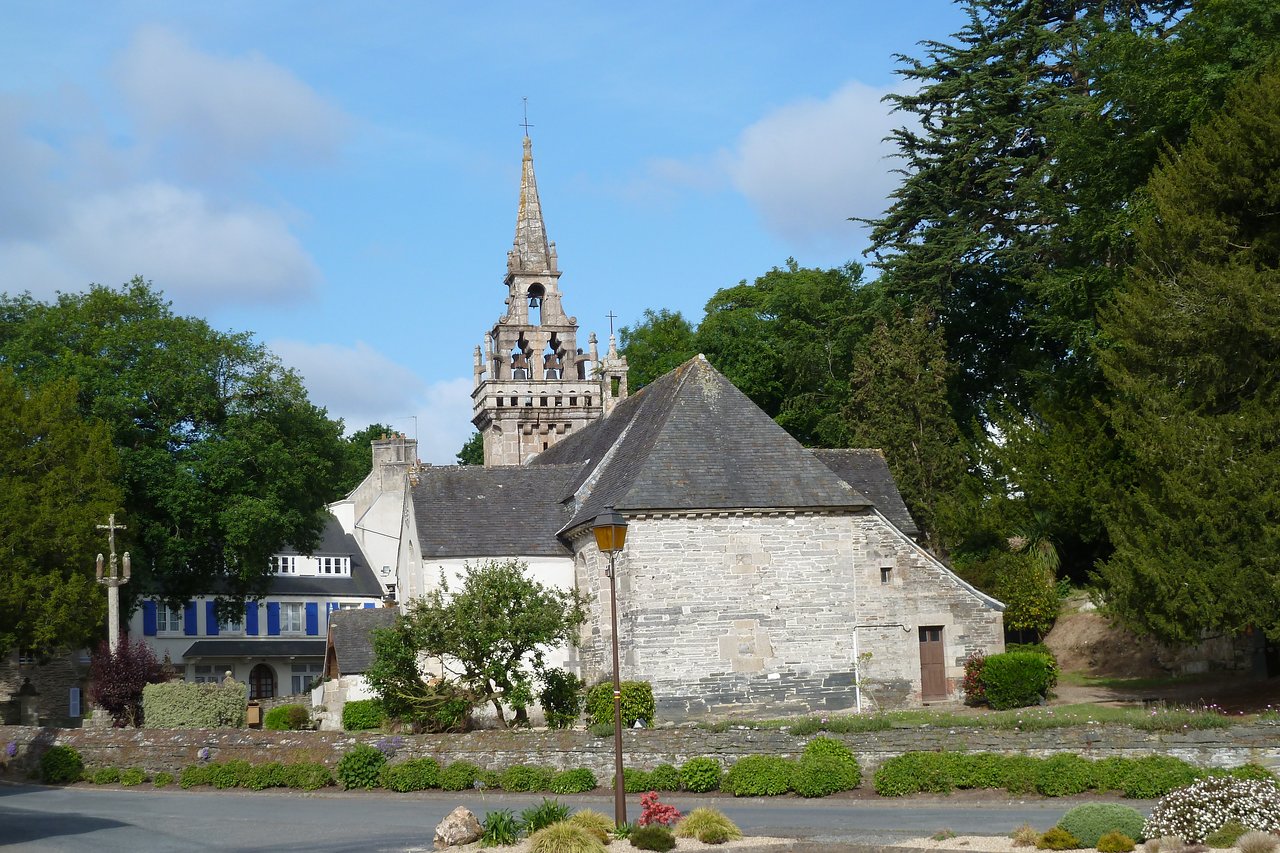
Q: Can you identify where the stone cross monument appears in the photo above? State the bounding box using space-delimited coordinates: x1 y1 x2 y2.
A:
95 513 131 653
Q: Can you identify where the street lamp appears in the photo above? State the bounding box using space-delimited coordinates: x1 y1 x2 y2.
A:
592 506 628 827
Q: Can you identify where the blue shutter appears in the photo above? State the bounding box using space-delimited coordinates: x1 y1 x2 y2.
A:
245 602 259 636
206 601 219 637
266 602 281 636
363 602 376 609
305 602 319 636
183 601 197 636
142 601 157 636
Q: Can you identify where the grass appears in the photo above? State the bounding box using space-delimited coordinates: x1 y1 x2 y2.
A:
1058 671 1217 690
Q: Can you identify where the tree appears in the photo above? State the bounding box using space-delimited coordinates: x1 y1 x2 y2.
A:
0 279 347 609
455 431 484 466
334 423 396 495
399 559 587 725
618 308 699 391
990 551 1060 642
1095 60 1280 643
0 369 123 655
363 621 478 732
88 637 167 726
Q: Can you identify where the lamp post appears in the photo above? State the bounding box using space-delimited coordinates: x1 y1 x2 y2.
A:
592 506 628 828
95 513 131 653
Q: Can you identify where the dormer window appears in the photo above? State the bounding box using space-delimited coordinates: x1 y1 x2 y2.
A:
272 555 297 574
319 557 350 575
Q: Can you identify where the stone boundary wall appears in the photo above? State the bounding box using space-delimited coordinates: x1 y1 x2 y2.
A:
3 723 1279 781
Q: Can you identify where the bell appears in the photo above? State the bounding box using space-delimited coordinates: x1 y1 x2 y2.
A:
528 296 542 308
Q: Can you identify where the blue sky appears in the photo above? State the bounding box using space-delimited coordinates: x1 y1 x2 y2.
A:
0 1 967 463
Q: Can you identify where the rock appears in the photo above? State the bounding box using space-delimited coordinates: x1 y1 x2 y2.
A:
433 806 482 849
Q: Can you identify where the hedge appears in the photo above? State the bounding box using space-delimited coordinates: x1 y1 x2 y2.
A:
142 681 247 728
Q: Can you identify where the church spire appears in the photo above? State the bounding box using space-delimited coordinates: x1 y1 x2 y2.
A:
508 136 556 275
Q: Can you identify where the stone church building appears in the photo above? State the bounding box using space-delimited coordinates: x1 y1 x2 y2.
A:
335 135 1005 720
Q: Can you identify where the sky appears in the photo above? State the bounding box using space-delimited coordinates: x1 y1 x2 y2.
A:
0 1 969 464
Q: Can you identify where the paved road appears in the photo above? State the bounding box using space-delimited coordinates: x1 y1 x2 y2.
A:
0 782 1147 852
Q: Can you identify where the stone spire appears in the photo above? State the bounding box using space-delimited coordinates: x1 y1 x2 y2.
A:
508 136 556 275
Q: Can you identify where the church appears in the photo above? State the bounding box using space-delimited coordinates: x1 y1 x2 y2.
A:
332 135 1005 720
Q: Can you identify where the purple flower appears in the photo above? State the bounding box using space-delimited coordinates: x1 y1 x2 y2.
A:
5 741 16 758
197 747 210 761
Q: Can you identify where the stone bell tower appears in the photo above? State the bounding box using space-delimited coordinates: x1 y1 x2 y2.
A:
471 134 628 466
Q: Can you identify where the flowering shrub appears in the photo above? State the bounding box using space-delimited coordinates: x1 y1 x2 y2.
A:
638 791 682 827
1144 776 1280 842
962 652 987 706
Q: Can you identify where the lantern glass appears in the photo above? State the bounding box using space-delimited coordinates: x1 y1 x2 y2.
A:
591 509 628 553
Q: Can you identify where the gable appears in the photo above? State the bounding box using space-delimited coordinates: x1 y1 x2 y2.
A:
813 448 920 538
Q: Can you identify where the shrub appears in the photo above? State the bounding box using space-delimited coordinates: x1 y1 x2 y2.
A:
263 703 310 731
638 791 681 827
1098 832 1137 853
1058 803 1147 848
792 736 861 797
142 681 247 728
623 767 652 793
379 757 441 792
539 668 585 729
1229 764 1278 783
500 763 554 792
91 766 121 784
1120 756 1202 799
1036 827 1081 850
585 680 656 728
152 771 174 788
950 752 1008 790
179 764 210 788
679 757 722 793
649 763 681 791
40 746 84 784
89 638 167 727
336 743 386 790
675 807 743 843
244 762 286 791
1036 754 1095 797
981 651 1056 710
341 698 383 731
208 759 251 789
440 760 482 791
1011 824 1040 847
521 798 571 833
550 767 598 794
1144 776 1280 842
1004 642 1061 688
629 824 676 851
1238 831 1280 853
588 720 614 737
569 809 615 844
280 762 332 791
723 755 794 797
963 652 988 705
119 767 147 787
1000 754 1041 795
1205 821 1248 849
874 752 953 796
529 822 607 853
481 809 522 847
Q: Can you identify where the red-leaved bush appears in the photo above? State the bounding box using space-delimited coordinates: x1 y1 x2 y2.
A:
962 652 987 706
89 637 167 727
638 791 682 827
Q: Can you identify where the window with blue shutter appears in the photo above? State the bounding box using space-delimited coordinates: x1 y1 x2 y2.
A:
142 601 157 635
266 602 281 636
206 601 219 637
305 602 319 636
183 601 198 636
363 602 376 609
245 602 259 636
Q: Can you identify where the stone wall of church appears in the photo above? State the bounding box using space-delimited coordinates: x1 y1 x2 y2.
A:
573 510 1003 721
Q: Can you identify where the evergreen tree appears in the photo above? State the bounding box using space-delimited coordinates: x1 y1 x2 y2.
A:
618 308 699 391
1096 60 1280 643
455 431 484 466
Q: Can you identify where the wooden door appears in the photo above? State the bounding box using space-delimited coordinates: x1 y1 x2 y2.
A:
249 664 276 700
918 626 947 701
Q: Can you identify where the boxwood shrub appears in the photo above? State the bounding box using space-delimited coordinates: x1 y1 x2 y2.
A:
549 767 597 794
39 745 84 784
440 760 483 791
679 757 722 793
981 651 1056 710
584 680 655 728
263 703 310 731
380 757 441 792
500 764 554 792
723 755 794 797
649 763 681 791
341 698 383 731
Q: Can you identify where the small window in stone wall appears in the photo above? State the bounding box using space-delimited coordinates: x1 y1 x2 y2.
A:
880 566 893 584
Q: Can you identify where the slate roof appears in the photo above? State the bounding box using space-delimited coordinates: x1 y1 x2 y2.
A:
534 356 870 532
326 607 398 675
409 464 584 558
812 448 920 538
271 520 385 597
183 640 327 658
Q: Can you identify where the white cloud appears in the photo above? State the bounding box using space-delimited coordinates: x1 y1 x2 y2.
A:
115 26 348 170
723 81 902 243
272 340 474 466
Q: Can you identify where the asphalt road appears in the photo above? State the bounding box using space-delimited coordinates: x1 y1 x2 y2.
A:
0 783 1146 852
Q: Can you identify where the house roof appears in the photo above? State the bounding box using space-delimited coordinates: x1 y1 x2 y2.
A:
271 520 385 597
533 355 870 532
182 640 327 659
812 448 920 538
326 607 398 675
409 464 584 558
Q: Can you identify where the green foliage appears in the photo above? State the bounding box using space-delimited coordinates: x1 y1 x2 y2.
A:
1116 755 1203 799
142 681 247 728
549 768 597 794
587 721 614 738
243 762 286 791
675 807 744 843
480 809 522 847
992 552 1061 639
263 704 310 731
363 623 475 732
619 308 700 391
628 824 677 852
622 767 651 793
568 810 615 845
722 755 794 797
528 822 607 853
39 746 84 784
440 760 482 792
1205 821 1249 849
873 752 954 797
379 757 441 792
179 764 209 788
336 423 397 494
538 668 584 729
1037 827 1082 850
1058 804 1147 848
679 757 722 793
455 431 484 466
90 766 120 784
1035 754 1094 797
648 763 681 791
520 798 571 834
336 743 386 790
341 699 383 731
499 764 553 792
791 737 861 798
400 559 588 726
981 651 1056 710
279 762 332 791
584 681 655 728
207 760 252 789
1097 832 1137 853
119 767 146 787
152 771 174 788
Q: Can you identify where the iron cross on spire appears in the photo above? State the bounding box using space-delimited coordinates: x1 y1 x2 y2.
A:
606 311 618 336
520 97 533 137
